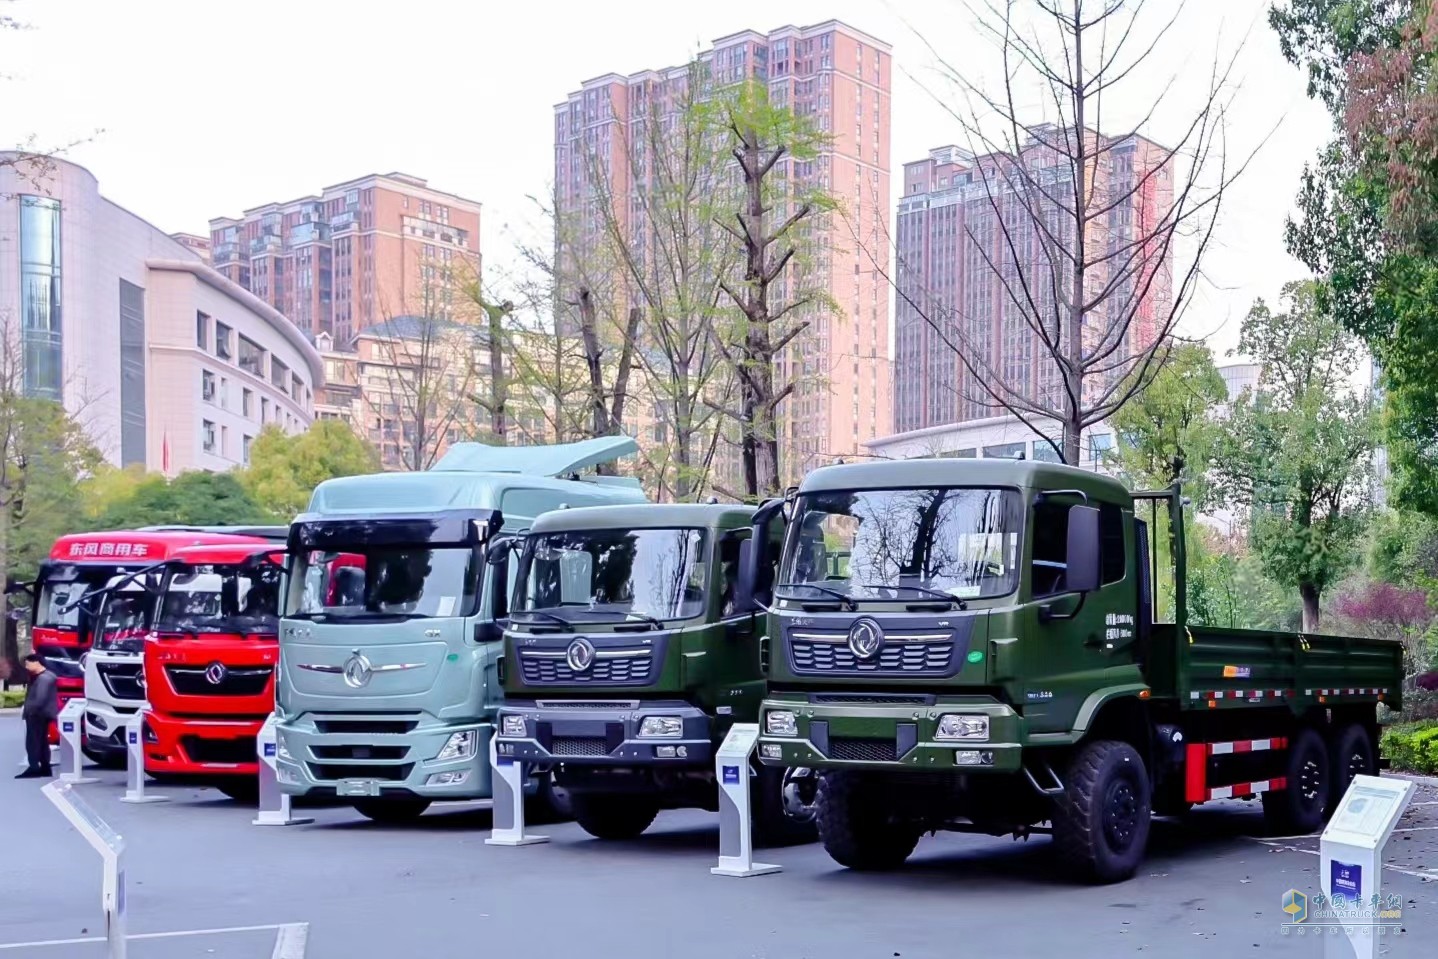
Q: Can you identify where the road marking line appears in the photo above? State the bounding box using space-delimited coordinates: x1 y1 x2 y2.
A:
272 923 308 959
1391 826 1438 832
1256 840 1438 882
0 923 286 950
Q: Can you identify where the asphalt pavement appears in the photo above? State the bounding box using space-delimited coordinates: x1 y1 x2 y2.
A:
1 714 1434 958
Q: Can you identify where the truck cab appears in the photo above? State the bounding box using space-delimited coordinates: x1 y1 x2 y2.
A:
494 503 813 843
141 541 288 799
751 459 1404 882
274 437 647 823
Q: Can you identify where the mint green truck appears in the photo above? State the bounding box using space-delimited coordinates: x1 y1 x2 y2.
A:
494 503 814 843
748 459 1404 882
274 438 646 822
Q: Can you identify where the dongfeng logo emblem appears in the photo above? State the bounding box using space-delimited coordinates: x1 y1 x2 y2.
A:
204 662 228 685
847 618 884 660
566 637 597 673
342 652 374 688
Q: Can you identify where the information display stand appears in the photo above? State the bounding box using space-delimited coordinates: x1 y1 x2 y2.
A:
253 714 312 826
1319 774 1415 959
42 781 127 959
119 710 167 805
485 736 548 846
711 724 781 878
56 698 99 784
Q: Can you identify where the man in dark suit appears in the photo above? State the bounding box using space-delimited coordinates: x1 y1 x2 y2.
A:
16 653 58 778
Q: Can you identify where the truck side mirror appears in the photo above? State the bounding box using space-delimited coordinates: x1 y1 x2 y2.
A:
485 535 517 565
734 538 759 613
1065 504 1102 594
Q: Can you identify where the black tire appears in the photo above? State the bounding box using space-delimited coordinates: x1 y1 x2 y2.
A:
1052 739 1152 884
815 771 920 871
1262 727 1329 835
217 781 258 803
1327 723 1375 813
352 798 432 823
570 793 659 840
753 765 818 847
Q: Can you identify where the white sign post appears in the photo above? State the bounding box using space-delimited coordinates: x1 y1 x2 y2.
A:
56 698 99 784
1319 774 1416 959
42 781 127 959
118 710 166 805
253 713 312 826
485 736 548 846
711 723 781 878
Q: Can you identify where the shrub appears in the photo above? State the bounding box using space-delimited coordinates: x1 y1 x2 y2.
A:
1380 721 1438 774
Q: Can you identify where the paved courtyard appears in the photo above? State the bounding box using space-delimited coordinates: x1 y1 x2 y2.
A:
1 714 1434 958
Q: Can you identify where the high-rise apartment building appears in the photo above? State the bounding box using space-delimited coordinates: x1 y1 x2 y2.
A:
209 173 482 345
893 134 1173 434
554 20 892 481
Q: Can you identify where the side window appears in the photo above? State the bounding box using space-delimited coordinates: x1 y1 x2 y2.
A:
1100 504 1126 584
719 533 743 617
1030 501 1068 597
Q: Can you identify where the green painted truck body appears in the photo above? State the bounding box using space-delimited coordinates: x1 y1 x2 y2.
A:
751 458 1403 880
273 438 646 818
493 503 809 838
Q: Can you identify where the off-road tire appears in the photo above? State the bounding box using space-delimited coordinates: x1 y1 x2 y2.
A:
352 798 432 823
815 771 920 871
1327 723 1375 814
570 793 659 840
753 764 817 847
1052 739 1152 884
1261 727 1328 835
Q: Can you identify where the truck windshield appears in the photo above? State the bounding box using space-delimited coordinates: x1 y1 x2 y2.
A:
286 547 479 620
95 586 159 652
513 528 709 621
34 578 92 630
156 564 281 636
779 487 1021 601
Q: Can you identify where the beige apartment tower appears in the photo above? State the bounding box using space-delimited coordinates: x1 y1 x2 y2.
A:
554 20 893 482
210 173 482 344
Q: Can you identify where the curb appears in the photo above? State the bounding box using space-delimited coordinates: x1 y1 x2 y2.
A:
1385 769 1438 790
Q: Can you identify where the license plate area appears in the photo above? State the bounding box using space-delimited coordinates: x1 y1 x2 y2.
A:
337 779 381 797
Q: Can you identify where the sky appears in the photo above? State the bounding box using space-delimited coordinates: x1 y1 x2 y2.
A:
0 0 1335 364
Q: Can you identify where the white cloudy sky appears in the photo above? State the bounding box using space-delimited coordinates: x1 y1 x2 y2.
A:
1 0 1333 362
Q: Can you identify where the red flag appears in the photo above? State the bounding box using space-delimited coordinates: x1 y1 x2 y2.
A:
162 432 170 473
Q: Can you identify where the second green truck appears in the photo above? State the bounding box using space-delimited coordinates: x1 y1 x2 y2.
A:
495 503 814 843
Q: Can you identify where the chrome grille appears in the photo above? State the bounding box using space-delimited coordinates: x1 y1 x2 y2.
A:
97 662 144 701
829 738 898 762
550 736 610 757
167 665 272 697
519 651 653 686
789 632 952 676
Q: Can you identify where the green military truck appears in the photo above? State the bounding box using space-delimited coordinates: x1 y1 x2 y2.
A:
495 503 814 843
747 459 1404 882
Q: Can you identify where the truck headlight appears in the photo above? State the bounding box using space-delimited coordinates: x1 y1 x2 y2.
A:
638 716 683 738
276 733 292 761
936 714 989 741
500 715 526 738
436 730 477 761
765 710 798 737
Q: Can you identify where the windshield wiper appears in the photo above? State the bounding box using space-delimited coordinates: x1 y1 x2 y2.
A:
512 610 575 632
774 582 858 611
620 611 664 631
859 583 968 610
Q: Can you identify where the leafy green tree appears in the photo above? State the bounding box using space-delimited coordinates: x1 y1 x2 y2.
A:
1110 343 1228 506
95 471 271 530
240 422 379 520
1213 280 1379 630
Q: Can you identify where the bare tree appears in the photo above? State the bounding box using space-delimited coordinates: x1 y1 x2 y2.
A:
580 60 740 500
872 0 1254 464
710 80 837 498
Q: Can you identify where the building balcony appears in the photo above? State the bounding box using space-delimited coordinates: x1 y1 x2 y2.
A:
288 222 332 248
329 210 358 233
249 234 283 255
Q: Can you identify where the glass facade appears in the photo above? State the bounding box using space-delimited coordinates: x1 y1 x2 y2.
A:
19 196 63 399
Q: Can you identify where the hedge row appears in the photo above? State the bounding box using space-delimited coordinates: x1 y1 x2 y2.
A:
1380 721 1438 774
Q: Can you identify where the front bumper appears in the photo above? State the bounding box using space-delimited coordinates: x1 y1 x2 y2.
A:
84 697 141 756
144 712 265 778
496 700 713 767
273 716 494 801
757 693 1025 773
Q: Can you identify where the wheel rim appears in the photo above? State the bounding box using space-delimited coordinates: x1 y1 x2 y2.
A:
1102 776 1141 851
781 768 818 823
1346 750 1368 781
1299 757 1324 804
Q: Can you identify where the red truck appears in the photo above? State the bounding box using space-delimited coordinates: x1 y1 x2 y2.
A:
16 529 275 748
142 541 285 799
